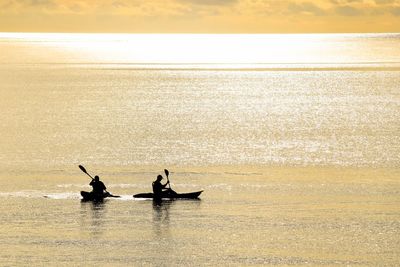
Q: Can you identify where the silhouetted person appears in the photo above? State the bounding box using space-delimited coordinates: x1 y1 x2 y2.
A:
90 175 107 197
152 175 170 201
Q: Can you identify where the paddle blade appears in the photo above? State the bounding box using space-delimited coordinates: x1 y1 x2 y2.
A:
164 169 169 177
79 165 87 173
106 192 120 198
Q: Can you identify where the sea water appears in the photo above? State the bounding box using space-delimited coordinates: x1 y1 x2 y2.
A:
0 33 399 266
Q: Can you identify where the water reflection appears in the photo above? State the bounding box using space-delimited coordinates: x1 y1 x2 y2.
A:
80 200 107 238
151 199 202 235
152 200 174 237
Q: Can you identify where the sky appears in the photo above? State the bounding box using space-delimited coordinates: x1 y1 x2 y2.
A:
0 0 399 33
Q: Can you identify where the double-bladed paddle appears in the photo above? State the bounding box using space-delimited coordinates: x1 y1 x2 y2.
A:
78 165 120 198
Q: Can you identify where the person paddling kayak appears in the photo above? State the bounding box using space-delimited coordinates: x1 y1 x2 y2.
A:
90 175 107 198
79 165 120 201
153 175 176 201
133 169 203 200
152 175 169 198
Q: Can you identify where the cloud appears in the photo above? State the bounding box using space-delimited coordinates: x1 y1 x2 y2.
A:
0 0 58 13
16 0 56 7
335 5 363 15
1 0 400 33
374 0 395 4
0 1 14 9
2 0 400 17
287 2 326 16
329 0 362 4
391 6 400 15
179 0 237 5
112 1 126 8
30 0 53 5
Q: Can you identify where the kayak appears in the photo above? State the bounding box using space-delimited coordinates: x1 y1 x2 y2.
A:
133 190 203 199
80 191 112 201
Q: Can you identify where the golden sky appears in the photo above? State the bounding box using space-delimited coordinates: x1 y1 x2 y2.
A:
0 0 399 33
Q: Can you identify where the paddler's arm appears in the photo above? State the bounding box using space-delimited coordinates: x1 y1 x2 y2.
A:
162 181 169 188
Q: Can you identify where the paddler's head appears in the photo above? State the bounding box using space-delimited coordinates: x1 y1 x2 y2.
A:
94 175 100 181
156 175 163 181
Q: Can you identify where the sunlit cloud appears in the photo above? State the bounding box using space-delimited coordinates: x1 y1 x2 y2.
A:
0 0 399 32
335 5 364 15
179 0 238 5
3 0 400 16
287 2 326 16
391 6 400 14
374 0 395 4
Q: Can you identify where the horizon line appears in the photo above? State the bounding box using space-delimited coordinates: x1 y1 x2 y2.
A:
0 31 399 35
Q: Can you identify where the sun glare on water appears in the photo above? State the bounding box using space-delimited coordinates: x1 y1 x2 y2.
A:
0 32 338 64
1 32 398 66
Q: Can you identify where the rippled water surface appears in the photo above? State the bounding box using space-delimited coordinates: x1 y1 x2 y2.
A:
0 33 399 266
1 33 400 169
0 167 399 266
1 67 399 168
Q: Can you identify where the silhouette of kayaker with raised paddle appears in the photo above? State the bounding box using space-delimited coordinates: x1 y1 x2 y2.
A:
152 169 177 202
79 165 120 201
90 175 107 197
133 169 203 200
152 175 169 202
